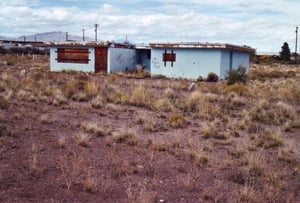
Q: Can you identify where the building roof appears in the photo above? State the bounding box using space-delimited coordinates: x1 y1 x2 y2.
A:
149 42 255 53
47 41 135 49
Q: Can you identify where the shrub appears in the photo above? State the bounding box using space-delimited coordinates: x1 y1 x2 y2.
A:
74 133 92 147
206 72 219 82
168 114 187 128
129 86 153 108
0 96 8 109
105 129 138 146
226 66 248 85
91 95 106 109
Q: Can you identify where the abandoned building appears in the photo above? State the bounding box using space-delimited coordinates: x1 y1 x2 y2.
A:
149 42 255 79
49 42 150 73
49 42 255 79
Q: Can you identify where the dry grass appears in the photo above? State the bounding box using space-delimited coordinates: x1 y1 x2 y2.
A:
168 114 187 128
58 152 84 190
58 136 66 148
129 86 153 108
105 129 138 146
81 121 109 137
74 133 92 147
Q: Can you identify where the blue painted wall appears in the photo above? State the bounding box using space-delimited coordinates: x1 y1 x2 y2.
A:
50 46 95 72
108 48 137 72
151 48 221 79
151 48 250 79
220 51 250 78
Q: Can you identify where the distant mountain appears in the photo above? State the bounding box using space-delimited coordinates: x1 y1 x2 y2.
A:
16 31 92 42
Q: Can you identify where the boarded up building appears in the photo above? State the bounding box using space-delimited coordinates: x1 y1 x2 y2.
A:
49 42 137 73
149 43 255 79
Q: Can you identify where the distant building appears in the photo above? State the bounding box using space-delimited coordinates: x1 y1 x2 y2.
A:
149 43 255 79
49 41 255 79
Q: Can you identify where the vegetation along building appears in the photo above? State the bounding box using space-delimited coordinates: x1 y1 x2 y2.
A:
49 42 255 79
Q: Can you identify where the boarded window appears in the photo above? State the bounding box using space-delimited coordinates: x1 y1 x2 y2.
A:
163 50 176 67
56 48 90 64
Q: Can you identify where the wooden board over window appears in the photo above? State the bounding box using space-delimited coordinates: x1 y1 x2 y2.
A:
56 48 90 64
163 50 176 67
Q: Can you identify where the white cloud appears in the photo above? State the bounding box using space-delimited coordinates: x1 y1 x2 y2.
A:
0 0 299 52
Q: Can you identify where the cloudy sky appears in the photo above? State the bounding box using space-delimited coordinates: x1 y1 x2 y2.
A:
0 0 299 52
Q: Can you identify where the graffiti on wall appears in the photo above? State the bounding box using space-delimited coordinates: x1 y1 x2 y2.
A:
151 57 160 69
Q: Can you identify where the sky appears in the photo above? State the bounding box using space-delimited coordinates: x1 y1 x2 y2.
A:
0 0 299 53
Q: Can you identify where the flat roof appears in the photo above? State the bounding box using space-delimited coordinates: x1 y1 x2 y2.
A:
48 41 135 49
149 42 255 53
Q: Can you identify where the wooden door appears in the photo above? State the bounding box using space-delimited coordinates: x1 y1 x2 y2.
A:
94 48 107 73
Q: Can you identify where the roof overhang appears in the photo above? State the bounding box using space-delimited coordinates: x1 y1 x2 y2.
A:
149 42 256 54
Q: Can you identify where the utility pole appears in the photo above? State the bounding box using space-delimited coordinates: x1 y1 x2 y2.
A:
81 29 85 41
66 32 68 41
295 26 298 62
94 24 99 42
23 35 26 42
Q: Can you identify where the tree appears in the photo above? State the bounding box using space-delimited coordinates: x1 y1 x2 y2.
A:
279 42 291 61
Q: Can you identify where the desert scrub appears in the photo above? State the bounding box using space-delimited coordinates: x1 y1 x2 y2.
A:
0 95 8 109
255 130 283 149
74 133 92 147
105 129 138 146
129 86 154 108
52 89 68 106
64 80 97 101
168 114 187 128
226 66 248 85
206 72 219 82
153 98 174 112
201 122 215 139
250 100 296 125
81 121 109 137
225 83 249 96
91 94 106 108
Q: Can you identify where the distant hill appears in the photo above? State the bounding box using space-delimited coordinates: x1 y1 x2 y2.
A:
0 31 92 42
16 31 93 42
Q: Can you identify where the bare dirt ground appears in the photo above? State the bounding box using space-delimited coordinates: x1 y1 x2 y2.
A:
0 54 299 203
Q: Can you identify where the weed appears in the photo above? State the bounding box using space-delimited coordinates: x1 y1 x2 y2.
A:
256 130 283 149
0 96 8 109
206 72 219 82
105 129 138 146
226 66 248 85
74 133 92 147
58 136 66 148
153 98 174 112
40 114 52 124
129 86 153 108
91 94 106 109
58 152 84 190
225 83 249 96
81 121 108 137
239 180 257 203
168 114 187 128
277 148 295 163
201 122 217 139
84 171 97 193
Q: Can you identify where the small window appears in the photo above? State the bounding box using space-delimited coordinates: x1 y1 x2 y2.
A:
162 50 176 67
56 48 90 64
